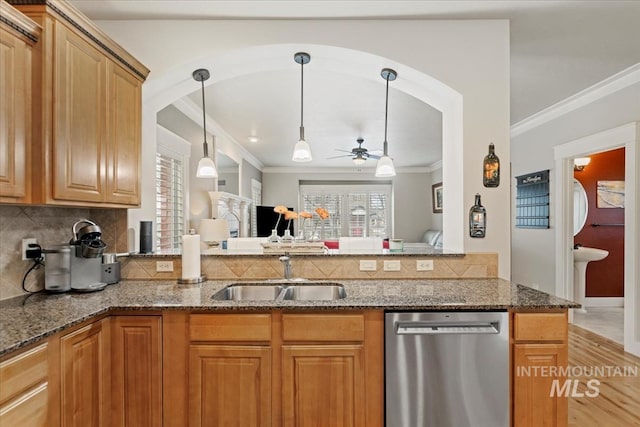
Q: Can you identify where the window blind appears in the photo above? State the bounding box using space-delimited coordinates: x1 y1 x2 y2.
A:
299 181 392 239
156 152 184 251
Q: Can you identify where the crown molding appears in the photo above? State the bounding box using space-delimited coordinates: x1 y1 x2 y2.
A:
511 63 640 138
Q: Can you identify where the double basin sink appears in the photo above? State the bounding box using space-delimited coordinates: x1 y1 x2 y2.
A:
212 282 346 301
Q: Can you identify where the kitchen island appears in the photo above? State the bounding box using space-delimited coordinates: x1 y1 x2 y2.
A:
0 279 578 427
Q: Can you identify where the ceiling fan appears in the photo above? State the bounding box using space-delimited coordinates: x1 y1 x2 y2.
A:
327 138 383 165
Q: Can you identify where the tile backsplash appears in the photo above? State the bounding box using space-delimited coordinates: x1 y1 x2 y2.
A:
0 206 127 300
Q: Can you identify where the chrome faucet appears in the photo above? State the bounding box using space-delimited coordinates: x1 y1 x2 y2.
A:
279 253 292 280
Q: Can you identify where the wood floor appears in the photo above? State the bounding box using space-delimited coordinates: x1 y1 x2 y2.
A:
568 324 640 427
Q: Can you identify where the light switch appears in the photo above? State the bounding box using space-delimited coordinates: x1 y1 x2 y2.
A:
359 260 377 271
383 260 401 271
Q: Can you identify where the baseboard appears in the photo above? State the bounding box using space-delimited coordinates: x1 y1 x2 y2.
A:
584 297 624 307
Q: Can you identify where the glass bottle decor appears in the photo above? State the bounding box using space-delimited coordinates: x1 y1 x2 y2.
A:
469 194 486 238
268 229 281 243
281 229 294 243
483 143 500 188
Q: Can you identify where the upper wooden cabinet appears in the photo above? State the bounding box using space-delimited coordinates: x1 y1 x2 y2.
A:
0 1 40 203
8 0 149 207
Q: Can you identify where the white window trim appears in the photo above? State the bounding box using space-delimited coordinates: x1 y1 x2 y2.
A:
156 125 191 251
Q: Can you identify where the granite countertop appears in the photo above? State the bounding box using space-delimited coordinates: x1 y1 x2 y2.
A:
0 279 579 357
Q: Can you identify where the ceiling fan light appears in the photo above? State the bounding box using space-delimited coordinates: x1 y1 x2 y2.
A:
292 139 312 162
196 156 218 178
375 155 396 177
353 156 366 165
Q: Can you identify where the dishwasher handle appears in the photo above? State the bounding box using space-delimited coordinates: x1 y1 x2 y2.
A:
395 321 500 335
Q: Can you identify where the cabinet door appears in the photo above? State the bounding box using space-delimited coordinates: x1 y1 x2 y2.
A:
53 24 105 203
60 319 110 427
282 345 365 427
513 343 568 427
0 27 29 201
106 61 141 205
112 316 162 427
189 345 271 427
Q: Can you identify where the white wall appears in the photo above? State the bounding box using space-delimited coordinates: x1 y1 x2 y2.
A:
98 19 511 277
262 169 431 242
511 79 640 294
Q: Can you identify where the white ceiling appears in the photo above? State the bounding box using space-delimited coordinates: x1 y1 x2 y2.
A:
73 0 640 168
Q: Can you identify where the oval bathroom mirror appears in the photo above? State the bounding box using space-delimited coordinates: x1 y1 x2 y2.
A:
573 179 588 236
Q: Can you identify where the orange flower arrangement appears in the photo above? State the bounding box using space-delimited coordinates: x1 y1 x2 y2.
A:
315 207 330 220
308 207 330 241
284 210 298 232
273 205 288 230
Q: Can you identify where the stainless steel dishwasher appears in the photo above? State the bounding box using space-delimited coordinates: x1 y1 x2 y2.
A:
385 311 509 427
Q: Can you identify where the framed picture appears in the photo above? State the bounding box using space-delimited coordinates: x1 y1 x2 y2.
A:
597 180 625 208
432 182 443 213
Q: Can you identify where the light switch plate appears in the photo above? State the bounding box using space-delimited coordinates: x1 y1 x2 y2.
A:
416 260 434 271
383 260 401 271
156 261 174 272
359 260 377 271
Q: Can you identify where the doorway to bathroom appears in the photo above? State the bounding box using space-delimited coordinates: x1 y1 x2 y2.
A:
571 148 625 344
553 122 639 357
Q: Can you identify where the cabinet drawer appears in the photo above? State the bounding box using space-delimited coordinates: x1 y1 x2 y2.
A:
283 314 365 342
0 343 47 406
0 383 48 427
190 314 271 342
514 313 567 341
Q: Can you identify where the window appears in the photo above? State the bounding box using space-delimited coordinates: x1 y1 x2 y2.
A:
299 181 393 239
156 126 190 252
156 152 184 251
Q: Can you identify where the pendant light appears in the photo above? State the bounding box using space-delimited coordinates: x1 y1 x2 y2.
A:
193 68 218 178
292 52 312 162
375 68 397 177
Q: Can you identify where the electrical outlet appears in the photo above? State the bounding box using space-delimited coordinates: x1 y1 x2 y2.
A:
416 260 434 271
22 238 37 260
156 261 174 272
383 260 401 271
359 260 377 271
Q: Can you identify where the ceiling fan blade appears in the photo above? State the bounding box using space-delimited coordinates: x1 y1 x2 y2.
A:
369 150 384 155
326 154 353 159
367 154 382 160
334 149 354 153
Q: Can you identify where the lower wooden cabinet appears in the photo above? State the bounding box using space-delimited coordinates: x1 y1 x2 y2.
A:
184 311 383 427
0 343 48 427
60 318 111 427
512 311 569 427
111 316 162 427
282 345 365 427
189 345 272 427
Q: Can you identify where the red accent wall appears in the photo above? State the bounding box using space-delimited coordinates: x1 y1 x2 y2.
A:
574 148 625 297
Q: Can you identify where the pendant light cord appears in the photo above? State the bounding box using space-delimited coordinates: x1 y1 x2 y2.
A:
200 78 209 157
300 59 304 129
383 74 390 155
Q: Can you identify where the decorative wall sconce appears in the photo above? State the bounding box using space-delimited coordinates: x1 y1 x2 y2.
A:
574 157 591 171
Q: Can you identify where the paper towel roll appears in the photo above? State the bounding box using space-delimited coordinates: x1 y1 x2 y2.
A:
181 233 201 279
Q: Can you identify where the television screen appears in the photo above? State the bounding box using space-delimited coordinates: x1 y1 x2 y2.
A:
256 206 295 237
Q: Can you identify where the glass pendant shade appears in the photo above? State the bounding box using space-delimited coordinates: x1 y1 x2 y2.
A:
292 138 312 162
196 156 217 178
375 155 396 177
